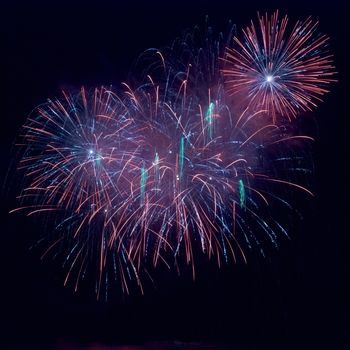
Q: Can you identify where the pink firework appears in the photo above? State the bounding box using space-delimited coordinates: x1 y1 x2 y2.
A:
222 11 336 121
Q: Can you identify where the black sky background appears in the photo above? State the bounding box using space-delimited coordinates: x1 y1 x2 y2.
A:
1 1 348 349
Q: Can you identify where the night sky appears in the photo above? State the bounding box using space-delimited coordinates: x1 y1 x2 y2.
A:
1 1 348 349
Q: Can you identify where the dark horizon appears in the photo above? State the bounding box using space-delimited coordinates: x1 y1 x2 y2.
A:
1 1 348 349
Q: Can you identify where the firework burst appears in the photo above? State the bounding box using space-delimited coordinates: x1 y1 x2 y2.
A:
222 11 336 121
11 86 150 295
121 28 315 277
9 12 334 295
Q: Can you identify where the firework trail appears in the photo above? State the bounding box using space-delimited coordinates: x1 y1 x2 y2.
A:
222 11 336 121
10 12 334 295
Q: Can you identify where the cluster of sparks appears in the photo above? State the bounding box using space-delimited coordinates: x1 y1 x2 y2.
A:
223 10 336 121
11 12 335 296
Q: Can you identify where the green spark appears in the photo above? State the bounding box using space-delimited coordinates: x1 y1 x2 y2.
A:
205 102 215 140
179 136 185 180
239 179 246 209
140 161 147 205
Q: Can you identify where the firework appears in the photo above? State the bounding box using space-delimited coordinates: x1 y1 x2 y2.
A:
121 23 315 276
10 13 333 295
222 11 336 121
11 86 149 295
123 76 314 277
